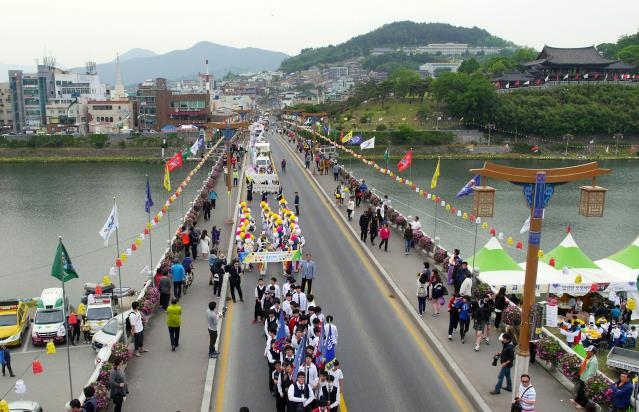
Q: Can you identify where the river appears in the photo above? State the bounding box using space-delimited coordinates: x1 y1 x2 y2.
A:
1 158 637 302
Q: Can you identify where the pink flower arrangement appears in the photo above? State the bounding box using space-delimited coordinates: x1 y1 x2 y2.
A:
110 342 132 364
94 382 110 409
559 353 581 381
145 286 160 305
370 194 380 205
584 374 614 410
535 336 564 365
412 230 424 244
395 215 407 228
433 247 448 263
417 235 434 252
97 362 112 386
501 305 521 326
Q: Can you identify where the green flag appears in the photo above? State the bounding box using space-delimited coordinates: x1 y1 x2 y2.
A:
384 147 389 162
51 241 79 282
181 147 191 160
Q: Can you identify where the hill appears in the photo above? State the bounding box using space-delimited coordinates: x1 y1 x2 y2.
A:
279 21 514 72
70 41 289 86
115 48 158 62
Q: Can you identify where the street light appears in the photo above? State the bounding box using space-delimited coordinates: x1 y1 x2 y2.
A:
469 162 610 391
562 133 574 156
613 133 624 155
486 123 495 146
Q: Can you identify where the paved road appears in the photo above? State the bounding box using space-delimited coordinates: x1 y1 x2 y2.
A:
213 130 472 411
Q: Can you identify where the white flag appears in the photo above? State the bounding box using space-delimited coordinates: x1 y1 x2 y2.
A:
563 73 569 80
99 203 119 246
544 75 549 82
520 216 530 234
584 73 589 79
524 80 530 86
505 82 510 89
360 137 375 150
190 135 204 155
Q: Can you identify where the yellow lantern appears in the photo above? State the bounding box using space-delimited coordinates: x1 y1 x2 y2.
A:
135 238 142 247
146 222 152 230
120 252 127 262
260 201 266 208
446 204 452 211
575 273 582 284
482 222 489 230
627 298 636 310
538 250 544 258
462 212 468 220
507 236 513 246
46 341 56 354
0 399 9 412
102 275 111 285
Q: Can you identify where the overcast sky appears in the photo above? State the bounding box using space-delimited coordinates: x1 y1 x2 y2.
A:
2 0 637 67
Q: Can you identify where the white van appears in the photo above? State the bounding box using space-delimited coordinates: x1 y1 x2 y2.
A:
31 288 69 345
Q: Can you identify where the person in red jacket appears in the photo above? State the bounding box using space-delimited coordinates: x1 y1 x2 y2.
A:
378 223 391 252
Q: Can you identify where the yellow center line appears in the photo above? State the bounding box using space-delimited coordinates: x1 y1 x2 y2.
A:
214 302 234 411
280 134 470 412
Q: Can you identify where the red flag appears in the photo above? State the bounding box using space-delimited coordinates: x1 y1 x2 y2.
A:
531 145 540 153
166 152 183 171
514 80 520 87
397 150 412 172
535 79 542 86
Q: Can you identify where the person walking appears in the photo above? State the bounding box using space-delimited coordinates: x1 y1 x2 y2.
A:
513 374 536 412
199 230 211 260
232 168 239 186
208 301 223 358
209 189 218 209
369 212 379 246
0 345 14 377
403 225 413 255
109 358 128 412
447 294 461 340
202 198 212 221
158 272 172 311
68 312 80 345
378 223 390 252
171 258 186 301
294 192 300 216
490 332 515 394
281 159 287 174
288 372 315 411
346 198 355 221
332 163 340 181
571 346 599 408
458 263 473 297
473 295 493 352
300 254 316 295
166 298 182 351
456 295 472 344
359 211 370 242
416 271 429 317
493 286 508 328
226 260 244 302
254 278 267 324
430 271 444 316
130 301 148 357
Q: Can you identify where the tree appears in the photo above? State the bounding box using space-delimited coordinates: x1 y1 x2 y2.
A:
458 58 480 74
388 68 421 100
377 80 394 109
431 72 498 121
617 45 639 65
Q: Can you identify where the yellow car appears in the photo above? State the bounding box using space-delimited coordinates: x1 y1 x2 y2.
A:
0 300 30 347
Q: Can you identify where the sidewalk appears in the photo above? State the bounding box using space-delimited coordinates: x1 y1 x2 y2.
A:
280 134 576 412
120 157 239 412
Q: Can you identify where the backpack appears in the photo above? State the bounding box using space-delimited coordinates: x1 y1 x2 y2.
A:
83 397 98 412
417 284 427 298
125 312 133 334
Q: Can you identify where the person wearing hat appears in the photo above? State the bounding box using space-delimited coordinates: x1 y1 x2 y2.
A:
571 345 599 408
490 332 515 394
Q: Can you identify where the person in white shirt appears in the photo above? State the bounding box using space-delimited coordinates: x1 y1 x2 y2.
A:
129 301 148 357
281 293 293 318
329 360 344 394
560 324 580 346
410 216 422 232
292 286 308 313
346 198 355 221
321 375 341 411
628 326 638 347
282 276 295 297
323 316 339 346
515 374 536 411
302 355 319 390
287 372 314 410
291 328 305 350
269 277 281 300
459 271 473 298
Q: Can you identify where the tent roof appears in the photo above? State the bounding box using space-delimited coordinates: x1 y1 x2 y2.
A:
468 237 522 273
607 236 639 269
160 124 177 132
542 233 600 269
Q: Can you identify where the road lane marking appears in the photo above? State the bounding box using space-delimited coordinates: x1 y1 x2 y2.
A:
213 296 234 412
278 134 471 412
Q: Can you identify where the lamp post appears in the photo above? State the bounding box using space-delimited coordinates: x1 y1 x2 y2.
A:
486 123 495 146
562 133 574 156
469 162 610 388
613 133 624 155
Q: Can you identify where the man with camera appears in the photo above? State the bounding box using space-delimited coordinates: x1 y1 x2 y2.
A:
513 374 536 411
489 332 515 395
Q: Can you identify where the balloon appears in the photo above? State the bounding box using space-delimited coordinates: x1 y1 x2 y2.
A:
46 341 56 354
507 236 513 245
277 227 284 233
627 298 636 310
243 233 251 239
235 235 241 241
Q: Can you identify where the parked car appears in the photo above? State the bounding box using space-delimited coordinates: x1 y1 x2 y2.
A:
91 310 132 352
0 299 30 347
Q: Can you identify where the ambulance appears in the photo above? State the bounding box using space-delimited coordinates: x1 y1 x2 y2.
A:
31 288 69 345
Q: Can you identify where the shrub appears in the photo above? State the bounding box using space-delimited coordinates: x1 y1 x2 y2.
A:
559 353 582 381
584 374 613 410
110 342 132 364
535 335 564 365
395 215 407 228
433 247 448 263
375 124 387 131
94 382 110 410
417 235 433 252
412 230 424 244
97 362 113 385
501 305 521 326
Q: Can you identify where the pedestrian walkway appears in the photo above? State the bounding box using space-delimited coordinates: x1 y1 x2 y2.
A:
277 133 576 412
121 170 238 412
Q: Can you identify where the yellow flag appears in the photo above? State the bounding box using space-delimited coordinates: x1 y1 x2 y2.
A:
163 164 171 192
430 158 441 189
341 130 353 143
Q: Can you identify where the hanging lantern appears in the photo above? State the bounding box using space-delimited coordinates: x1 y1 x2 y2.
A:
120 253 127 262
14 379 26 395
469 214 475 222
506 236 513 245
102 275 111 285
32 360 43 374
116 258 122 267
153 216 159 223
131 244 137 252
451 207 457 214
144 228 150 235
46 341 56 354
549 258 556 267
538 250 544 258
472 185 496 218
589 283 598 293
0 399 9 412
446 204 452 211
161 206 167 213
575 273 583 284
482 222 489 230
498 232 504 240
516 241 523 249
126 248 132 256
456 210 462 217
135 238 142 247
462 212 468 220
578 185 608 217
435 196 441 203
475 217 481 224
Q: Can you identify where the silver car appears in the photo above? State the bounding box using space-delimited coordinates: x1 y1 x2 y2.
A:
9 400 43 412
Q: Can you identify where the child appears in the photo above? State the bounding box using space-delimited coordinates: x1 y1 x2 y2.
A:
627 326 638 348
81 316 92 344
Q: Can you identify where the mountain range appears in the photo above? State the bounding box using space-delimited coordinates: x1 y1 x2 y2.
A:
0 42 289 84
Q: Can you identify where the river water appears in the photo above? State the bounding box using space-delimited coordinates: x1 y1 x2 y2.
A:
0 162 210 301
1 158 637 302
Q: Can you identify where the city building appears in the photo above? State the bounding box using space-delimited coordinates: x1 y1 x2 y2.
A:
0 82 13 132
327 66 348 80
87 100 134 134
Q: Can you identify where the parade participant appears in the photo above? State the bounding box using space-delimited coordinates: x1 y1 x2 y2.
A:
254 278 267 324
270 277 282 300
300 254 316 295
166 298 182 351
320 375 340 412
287 372 314 412
293 285 308 312
281 158 287 174
226 260 244 302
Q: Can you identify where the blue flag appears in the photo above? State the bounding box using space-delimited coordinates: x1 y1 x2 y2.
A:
454 175 480 198
323 325 336 371
315 321 324 369
274 310 287 351
346 135 363 145
292 335 307 378
145 175 154 213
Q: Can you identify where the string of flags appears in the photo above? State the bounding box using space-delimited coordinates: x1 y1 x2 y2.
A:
292 122 541 255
